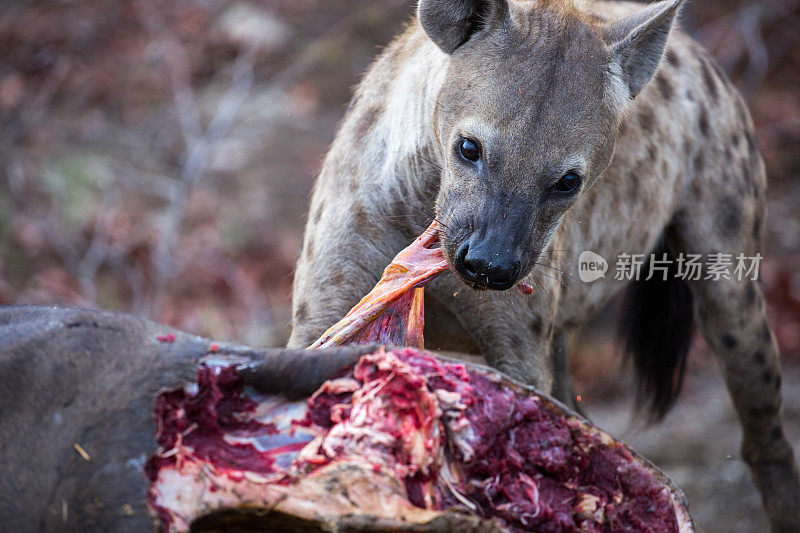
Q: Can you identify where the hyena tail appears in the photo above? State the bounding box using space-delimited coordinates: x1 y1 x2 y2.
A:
618 236 694 422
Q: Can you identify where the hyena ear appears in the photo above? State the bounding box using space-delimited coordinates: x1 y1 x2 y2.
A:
605 0 684 98
418 0 505 54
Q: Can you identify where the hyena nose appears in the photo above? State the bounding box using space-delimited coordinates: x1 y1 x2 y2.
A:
455 241 521 291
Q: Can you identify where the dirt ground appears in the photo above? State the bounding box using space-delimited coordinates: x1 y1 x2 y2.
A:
1 1 799 531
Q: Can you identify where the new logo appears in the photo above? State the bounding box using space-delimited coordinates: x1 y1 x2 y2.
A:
578 251 608 283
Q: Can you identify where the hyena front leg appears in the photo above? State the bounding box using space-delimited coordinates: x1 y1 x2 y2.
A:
550 333 581 413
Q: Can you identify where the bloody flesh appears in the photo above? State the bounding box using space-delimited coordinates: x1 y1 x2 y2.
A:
148 349 684 532
295 350 678 531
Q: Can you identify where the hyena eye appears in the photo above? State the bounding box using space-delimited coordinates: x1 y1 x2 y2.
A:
553 173 582 195
457 137 481 163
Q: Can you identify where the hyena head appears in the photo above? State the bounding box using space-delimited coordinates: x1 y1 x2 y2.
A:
420 0 682 290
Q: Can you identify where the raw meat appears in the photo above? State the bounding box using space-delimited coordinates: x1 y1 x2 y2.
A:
147 349 694 532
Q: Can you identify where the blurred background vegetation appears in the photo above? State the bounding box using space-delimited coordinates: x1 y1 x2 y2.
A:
0 2 799 529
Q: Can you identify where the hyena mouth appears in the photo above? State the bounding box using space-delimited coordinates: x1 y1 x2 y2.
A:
450 268 490 291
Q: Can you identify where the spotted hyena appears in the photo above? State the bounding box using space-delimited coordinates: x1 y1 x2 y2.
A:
288 1 799 529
